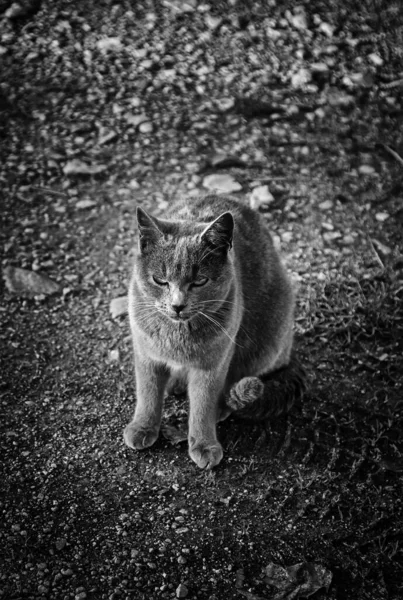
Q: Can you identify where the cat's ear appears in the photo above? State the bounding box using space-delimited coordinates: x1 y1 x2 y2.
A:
201 212 234 252
136 207 163 252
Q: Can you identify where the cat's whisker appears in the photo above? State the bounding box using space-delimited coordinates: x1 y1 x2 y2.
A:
198 310 243 348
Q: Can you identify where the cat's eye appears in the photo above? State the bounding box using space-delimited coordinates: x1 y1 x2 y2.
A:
153 275 168 286
192 277 209 287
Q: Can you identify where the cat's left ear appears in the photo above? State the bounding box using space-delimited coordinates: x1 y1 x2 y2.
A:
201 212 234 252
136 207 163 252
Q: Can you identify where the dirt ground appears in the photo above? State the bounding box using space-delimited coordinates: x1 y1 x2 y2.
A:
1 1 403 599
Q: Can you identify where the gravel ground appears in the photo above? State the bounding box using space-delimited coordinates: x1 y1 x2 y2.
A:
1 1 403 599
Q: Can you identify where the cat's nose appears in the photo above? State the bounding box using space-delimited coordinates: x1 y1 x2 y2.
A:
172 303 186 315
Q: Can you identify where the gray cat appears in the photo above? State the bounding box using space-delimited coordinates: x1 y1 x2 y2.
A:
124 194 304 469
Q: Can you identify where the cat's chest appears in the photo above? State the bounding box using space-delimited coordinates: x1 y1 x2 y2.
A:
133 319 225 369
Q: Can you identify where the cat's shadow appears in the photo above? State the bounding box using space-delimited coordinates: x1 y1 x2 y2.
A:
162 393 291 460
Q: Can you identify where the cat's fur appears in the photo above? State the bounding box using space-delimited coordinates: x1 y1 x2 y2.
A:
124 194 304 468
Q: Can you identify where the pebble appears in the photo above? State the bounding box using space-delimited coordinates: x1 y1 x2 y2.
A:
358 165 375 175
176 583 188 598
139 121 153 134
375 212 389 222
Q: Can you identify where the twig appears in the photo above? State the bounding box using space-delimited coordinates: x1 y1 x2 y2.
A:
31 186 69 197
380 143 403 167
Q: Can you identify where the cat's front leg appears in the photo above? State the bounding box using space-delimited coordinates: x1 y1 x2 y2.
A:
124 355 169 450
187 368 227 469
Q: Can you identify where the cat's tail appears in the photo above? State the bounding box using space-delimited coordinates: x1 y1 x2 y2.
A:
227 352 306 421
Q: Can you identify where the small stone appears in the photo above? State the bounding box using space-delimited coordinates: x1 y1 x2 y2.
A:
368 52 383 67
358 165 375 175
291 68 312 88
75 593 87 600
323 231 342 242
96 37 122 53
375 212 389 222
109 349 120 362
311 62 329 75
76 199 97 209
110 296 127 319
55 538 67 551
319 200 333 210
139 121 153 134
318 22 335 37
176 583 188 598
63 159 107 176
129 179 140 190
204 14 222 30
125 113 148 127
215 97 235 112
98 130 118 145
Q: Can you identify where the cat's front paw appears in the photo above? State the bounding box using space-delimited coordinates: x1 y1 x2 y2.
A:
123 422 159 450
189 439 223 469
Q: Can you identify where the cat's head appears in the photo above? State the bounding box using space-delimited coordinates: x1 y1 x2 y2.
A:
133 206 234 323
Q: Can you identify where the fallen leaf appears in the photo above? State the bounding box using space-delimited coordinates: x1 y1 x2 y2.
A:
264 561 332 599
63 159 107 176
3 267 60 297
202 173 242 193
110 296 127 318
161 424 188 445
249 185 275 210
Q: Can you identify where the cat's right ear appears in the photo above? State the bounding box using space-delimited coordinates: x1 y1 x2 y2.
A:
136 207 163 253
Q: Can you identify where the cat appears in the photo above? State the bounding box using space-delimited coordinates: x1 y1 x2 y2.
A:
124 194 305 469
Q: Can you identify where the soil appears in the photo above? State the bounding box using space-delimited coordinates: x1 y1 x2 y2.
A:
1 1 403 599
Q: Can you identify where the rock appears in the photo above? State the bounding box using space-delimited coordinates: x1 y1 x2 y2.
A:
176 583 188 598
3 267 60 297
249 185 274 210
76 199 97 209
63 160 107 176
368 52 383 67
215 97 235 112
125 114 148 127
202 174 242 193
286 8 308 31
375 212 389 222
139 121 153 134
109 349 120 362
318 22 335 37
358 165 375 175
208 153 245 169
98 130 118 145
204 14 222 31
323 231 342 242
96 37 122 53
110 296 127 319
55 538 67 551
327 91 355 108
291 68 312 88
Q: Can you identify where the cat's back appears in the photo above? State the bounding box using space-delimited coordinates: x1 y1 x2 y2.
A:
168 194 270 248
